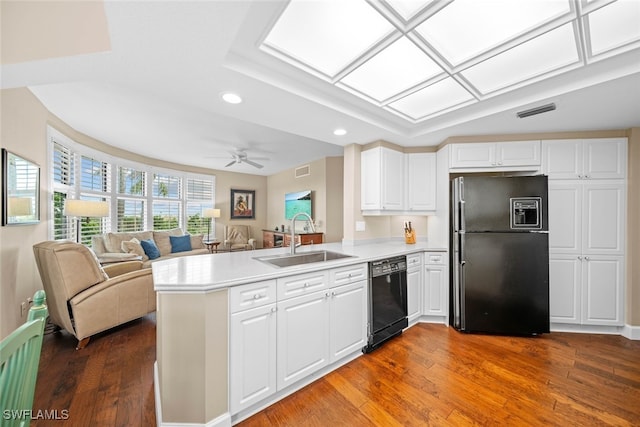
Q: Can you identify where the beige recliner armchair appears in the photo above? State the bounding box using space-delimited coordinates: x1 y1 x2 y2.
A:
33 241 156 349
223 225 256 251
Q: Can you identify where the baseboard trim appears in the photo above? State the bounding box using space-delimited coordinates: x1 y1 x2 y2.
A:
551 323 639 340
155 362 231 427
622 324 640 340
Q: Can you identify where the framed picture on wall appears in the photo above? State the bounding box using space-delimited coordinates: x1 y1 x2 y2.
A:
230 189 255 219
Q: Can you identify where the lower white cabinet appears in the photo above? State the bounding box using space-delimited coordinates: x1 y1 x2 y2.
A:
229 280 278 414
549 254 624 326
422 252 447 319
277 290 330 390
406 253 422 324
329 281 367 362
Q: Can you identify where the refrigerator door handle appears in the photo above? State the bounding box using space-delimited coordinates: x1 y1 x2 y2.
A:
459 231 465 265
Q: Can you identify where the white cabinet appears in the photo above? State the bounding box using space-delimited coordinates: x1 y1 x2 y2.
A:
546 138 627 328
329 280 367 362
422 252 447 321
449 141 541 170
549 254 624 325
230 280 278 414
406 253 422 325
361 146 436 214
549 181 625 256
542 138 626 180
275 267 366 391
361 146 404 211
277 289 330 390
406 153 436 211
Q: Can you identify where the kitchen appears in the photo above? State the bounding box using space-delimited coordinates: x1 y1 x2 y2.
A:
152 136 632 426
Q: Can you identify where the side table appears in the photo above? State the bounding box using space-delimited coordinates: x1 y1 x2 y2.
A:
203 240 221 253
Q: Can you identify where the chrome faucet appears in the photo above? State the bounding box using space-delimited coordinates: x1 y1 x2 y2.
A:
290 212 315 255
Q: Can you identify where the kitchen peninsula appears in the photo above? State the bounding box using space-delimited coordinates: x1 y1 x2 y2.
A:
152 241 446 426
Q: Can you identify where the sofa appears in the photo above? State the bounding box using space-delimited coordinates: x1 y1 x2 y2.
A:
33 240 155 349
91 228 209 268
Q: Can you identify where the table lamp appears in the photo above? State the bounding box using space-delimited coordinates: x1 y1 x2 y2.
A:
203 208 221 241
63 199 109 243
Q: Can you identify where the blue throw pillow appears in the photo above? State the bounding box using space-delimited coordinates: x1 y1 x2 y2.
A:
140 239 161 260
170 234 192 253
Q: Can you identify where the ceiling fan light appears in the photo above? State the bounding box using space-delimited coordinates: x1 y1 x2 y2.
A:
516 103 556 118
222 92 243 104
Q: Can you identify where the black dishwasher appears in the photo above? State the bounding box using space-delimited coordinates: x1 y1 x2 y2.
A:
364 256 408 353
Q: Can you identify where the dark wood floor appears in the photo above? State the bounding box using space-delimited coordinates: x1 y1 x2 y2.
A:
31 316 640 426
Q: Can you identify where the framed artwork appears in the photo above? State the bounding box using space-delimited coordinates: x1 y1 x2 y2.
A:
230 189 255 219
2 148 40 226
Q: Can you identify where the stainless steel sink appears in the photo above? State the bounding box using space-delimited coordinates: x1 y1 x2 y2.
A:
255 250 354 268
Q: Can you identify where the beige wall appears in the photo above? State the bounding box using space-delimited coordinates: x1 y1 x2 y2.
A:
0 87 267 338
266 156 344 243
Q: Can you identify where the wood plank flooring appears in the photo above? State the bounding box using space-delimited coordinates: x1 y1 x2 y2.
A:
30 316 640 426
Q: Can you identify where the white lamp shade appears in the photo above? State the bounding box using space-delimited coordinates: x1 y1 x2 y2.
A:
8 197 33 216
203 208 221 218
63 199 109 217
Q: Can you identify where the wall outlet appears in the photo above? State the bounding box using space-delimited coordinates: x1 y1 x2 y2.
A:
355 221 366 232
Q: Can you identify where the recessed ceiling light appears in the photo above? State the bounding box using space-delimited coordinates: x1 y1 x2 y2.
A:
222 92 242 104
333 128 347 136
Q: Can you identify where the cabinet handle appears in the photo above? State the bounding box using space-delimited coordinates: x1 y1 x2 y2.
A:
304 282 309 288
253 294 261 300
578 175 583 179
578 256 582 260
271 307 277 313
325 292 331 298
348 273 352 278
584 256 590 261
585 175 591 179
497 161 503 165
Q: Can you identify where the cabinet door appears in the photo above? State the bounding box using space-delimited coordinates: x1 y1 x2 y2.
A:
583 138 627 179
542 140 582 179
407 152 436 211
549 255 582 324
406 266 422 324
582 256 624 325
583 183 625 255
548 182 582 253
277 291 330 390
450 143 495 168
230 304 277 414
329 281 367 362
423 265 446 316
263 231 275 248
497 140 540 167
381 147 405 210
361 148 381 210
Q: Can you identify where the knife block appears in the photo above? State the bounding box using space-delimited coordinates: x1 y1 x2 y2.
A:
404 230 416 244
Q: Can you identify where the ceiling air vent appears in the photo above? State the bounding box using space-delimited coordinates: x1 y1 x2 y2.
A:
516 103 556 118
295 164 310 178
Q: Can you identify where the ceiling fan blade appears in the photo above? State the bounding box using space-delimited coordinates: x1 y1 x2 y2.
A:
243 158 264 169
225 160 237 167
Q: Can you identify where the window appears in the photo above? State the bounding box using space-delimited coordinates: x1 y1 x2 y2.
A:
48 127 216 245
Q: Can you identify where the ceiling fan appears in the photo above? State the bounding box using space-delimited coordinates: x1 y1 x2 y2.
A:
221 150 269 169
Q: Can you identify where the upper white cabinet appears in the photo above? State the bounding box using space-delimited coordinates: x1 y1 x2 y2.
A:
542 138 626 179
361 146 404 211
406 153 436 211
361 146 436 214
449 140 541 170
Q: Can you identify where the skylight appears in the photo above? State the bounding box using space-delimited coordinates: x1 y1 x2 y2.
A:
261 0 640 123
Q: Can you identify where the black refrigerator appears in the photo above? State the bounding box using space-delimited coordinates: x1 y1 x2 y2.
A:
450 175 550 335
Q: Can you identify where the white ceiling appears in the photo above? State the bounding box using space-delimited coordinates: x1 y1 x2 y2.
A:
2 0 639 176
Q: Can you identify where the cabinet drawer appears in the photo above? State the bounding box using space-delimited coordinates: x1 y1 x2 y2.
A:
407 253 422 269
230 280 277 313
277 271 328 300
330 263 367 287
424 252 445 265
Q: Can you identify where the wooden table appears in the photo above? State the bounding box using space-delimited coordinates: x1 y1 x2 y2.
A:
203 240 221 253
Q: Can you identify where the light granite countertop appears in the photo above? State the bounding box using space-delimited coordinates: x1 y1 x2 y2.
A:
152 241 447 292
